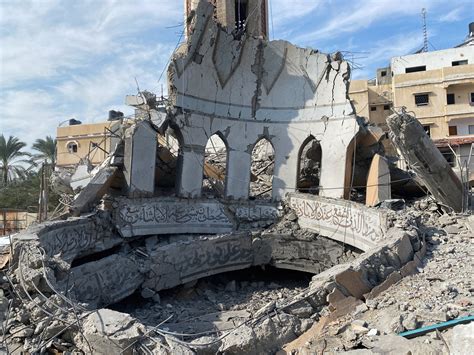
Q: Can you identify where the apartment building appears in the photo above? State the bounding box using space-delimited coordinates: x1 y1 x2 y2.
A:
350 23 474 182
56 115 122 168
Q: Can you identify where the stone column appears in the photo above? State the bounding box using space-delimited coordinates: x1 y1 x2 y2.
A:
123 121 157 197
225 150 252 199
273 152 298 201
178 145 205 198
319 139 348 199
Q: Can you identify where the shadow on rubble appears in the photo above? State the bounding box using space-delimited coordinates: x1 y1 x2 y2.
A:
110 266 313 336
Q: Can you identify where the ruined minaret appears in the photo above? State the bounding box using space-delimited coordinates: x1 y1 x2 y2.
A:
184 0 269 39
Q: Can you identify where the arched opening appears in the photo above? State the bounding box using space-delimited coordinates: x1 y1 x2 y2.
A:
297 136 322 195
66 141 79 154
250 138 275 200
202 133 228 197
154 126 182 195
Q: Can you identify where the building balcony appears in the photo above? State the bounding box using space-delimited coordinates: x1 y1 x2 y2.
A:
445 104 474 118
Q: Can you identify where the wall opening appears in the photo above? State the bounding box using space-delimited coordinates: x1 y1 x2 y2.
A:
297 136 322 195
405 65 426 73
155 127 181 193
234 0 248 31
202 133 228 197
250 138 274 200
66 141 78 153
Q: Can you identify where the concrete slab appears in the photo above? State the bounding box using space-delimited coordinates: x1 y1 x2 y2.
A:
288 193 387 251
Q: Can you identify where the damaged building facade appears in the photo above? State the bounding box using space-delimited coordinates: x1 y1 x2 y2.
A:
350 23 474 185
3 1 473 354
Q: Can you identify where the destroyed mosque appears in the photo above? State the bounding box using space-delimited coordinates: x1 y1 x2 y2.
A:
2 1 473 354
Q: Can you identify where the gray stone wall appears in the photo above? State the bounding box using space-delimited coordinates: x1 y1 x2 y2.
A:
169 1 359 201
288 193 388 251
113 197 280 237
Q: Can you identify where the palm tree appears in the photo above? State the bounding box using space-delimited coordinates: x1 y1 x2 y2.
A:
31 136 57 168
0 134 30 185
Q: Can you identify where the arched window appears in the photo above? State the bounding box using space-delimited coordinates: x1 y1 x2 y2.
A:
202 133 228 197
297 136 322 195
66 141 78 154
250 138 274 200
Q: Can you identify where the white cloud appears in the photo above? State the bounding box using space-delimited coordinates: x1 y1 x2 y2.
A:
292 0 442 44
0 0 182 88
270 0 322 25
439 8 463 23
0 0 181 148
350 30 424 79
0 89 63 146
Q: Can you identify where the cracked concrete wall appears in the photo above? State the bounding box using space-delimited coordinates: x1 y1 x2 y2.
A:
113 196 281 237
12 212 122 264
288 193 388 252
169 1 359 200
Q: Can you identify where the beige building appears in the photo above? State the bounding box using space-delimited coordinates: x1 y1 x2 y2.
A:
56 119 122 168
350 24 474 181
349 79 395 153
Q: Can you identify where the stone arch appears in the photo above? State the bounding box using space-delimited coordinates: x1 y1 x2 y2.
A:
202 132 229 197
249 137 275 200
66 140 79 153
297 135 322 195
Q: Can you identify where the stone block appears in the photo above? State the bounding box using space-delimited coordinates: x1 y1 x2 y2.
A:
143 233 254 292
76 309 144 355
335 269 371 299
394 234 414 264
64 254 144 307
400 260 419 278
71 166 118 216
365 271 402 300
123 120 157 197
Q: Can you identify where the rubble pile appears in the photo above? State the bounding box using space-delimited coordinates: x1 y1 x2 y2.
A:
3 195 458 354
250 139 275 199
1 1 472 353
285 198 474 354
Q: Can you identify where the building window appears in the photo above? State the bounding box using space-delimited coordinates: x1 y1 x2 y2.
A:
370 106 377 112
447 93 455 105
405 65 426 73
234 0 248 30
470 92 474 105
381 70 387 77
415 93 429 106
439 148 456 167
449 126 458 136
66 141 78 153
423 125 431 137
469 125 474 135
383 105 390 110
452 60 468 66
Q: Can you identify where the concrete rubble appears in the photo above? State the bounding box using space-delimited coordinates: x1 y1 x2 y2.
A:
387 109 465 212
1 1 472 354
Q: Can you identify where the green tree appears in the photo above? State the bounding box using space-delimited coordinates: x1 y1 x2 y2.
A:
31 136 57 168
0 134 30 185
0 170 59 210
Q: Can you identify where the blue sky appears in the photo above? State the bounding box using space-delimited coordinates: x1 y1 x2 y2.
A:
1 0 473 148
